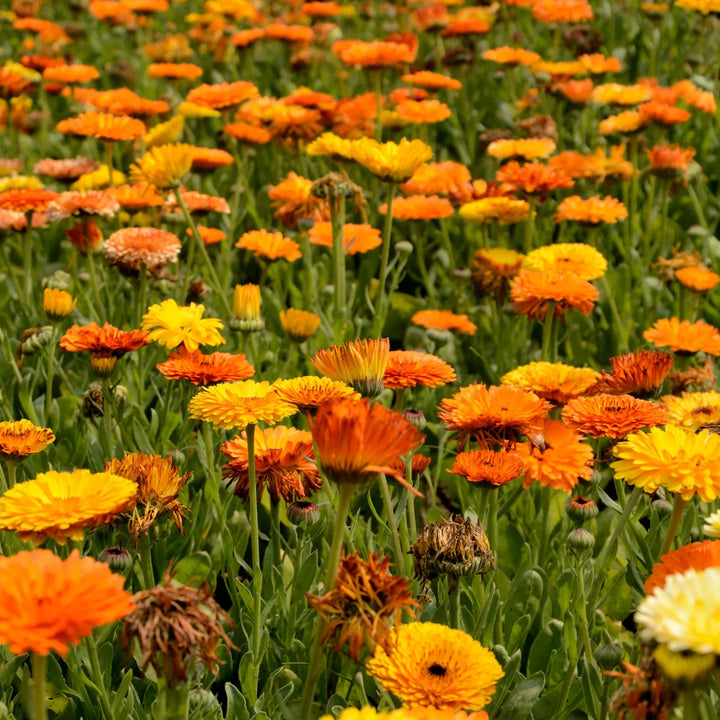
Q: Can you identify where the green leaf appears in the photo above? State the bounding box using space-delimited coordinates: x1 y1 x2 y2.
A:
173 551 213 587
498 673 545 720
224 684 249 720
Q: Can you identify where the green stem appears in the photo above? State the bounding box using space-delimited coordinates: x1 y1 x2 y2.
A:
270 500 281 574
104 142 115 187
85 635 115 720
136 530 155 589
6 461 18 490
299 483 355 720
23 214 34 308
524 196 536 253
378 474 404 568
86 251 105 322
101 379 115 459
540 302 556 362
372 182 397 338
246 423 263 702
683 690 699 720
487 489 498 557
32 653 48 720
45 327 58 421
331 195 347 344
575 560 593 660
659 494 687 558
156 676 189 720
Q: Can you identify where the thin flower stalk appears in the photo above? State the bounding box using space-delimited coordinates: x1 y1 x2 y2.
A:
540 301 558 362
372 182 397 338
330 195 347 343
246 422 262 703
32 653 48 720
659 494 687 558
378 474 404 569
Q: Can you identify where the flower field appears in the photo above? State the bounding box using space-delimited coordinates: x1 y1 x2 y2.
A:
1 0 720 718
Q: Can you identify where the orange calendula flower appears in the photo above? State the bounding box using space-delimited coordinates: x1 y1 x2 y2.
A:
156 347 255 386
482 47 541 67
674 266 719 292
0 549 135 656
644 318 720 356
235 228 302 262
438 384 550 447
554 195 628 225
273 376 360 413
188 147 234 172
34 157 99 182
0 469 137 544
190 226 226 246
221 426 321 503
522 243 607 280
185 80 259 109
441 18 491 36
647 144 696 180
448 449 524 488
592 83 652 105
311 338 390 398
45 191 120 220
165 189 229 216
104 227 181 274
578 53 622 74
401 71 461 90
265 23 314 43
108 183 164 211
189 380 296 430
412 310 477 335
495 162 574 194
231 28 267 47
598 110 645 136
532 60 588 77
308 222 382 255
515 418 593 492
661 391 720 431
400 161 471 196
311 398 424 489
460 197 531 224
638 101 691 126
501 362 600 405
0 420 55 462
130 143 194 190
60 322 150 376
332 39 417 67
350 137 433 183
645 540 720 595
471 247 524 300
43 288 76 321
562 393 668 438
596 350 674 397
223 122 272 144
279 308 322 342
395 99 452 125
148 62 203 79
0 188 59 213
141 299 225 352
510 269 599 319
532 0 593 22
551 79 594 104
43 64 99 84
487 138 556 161
381 195 454 220
55 111 146 141
383 351 457 389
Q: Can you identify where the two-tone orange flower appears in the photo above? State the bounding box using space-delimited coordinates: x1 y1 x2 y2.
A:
0 420 55 462
562 393 668 438
156 347 255 386
56 111 146 141
311 338 390 398
411 310 477 335
448 450 524 488
235 229 302 262
596 350 674 397
383 351 457 389
510 270 598 319
644 318 720 356
495 162 574 194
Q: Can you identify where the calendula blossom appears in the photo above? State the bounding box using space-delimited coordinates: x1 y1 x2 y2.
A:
142 299 225 352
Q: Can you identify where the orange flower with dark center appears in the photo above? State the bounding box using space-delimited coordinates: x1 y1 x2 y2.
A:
482 47 541 67
157 346 255 386
311 338 389 398
495 161 574 195
554 195 628 225
644 317 720 355
273 376 360 413
0 188 59 214
308 222 382 255
401 71 461 90
510 269 599 319
43 64 99 83
381 195 454 220
269 172 329 227
448 449 524 487
165 190 229 216
383 351 457 389
400 161 471 196
0 420 55 462
189 147 234 171
647 143 696 179
438 384 550 447
185 80 259 109
412 309 477 335
561 393 668 438
471 247 524 300
105 227 181 274
515 418 593 492
532 0 594 23
110 183 164 211
332 39 416 67
221 426 321 503
676 266 720 292
148 62 203 79
223 122 272 144
638 101 691 126
235 228 301 262
45 190 120 220
596 349 674 397
501 361 600 405
395 99 452 124
55 110 146 141
645 540 720 595
311 398 424 490
306 552 419 661
0 549 135 657
33 157 99 182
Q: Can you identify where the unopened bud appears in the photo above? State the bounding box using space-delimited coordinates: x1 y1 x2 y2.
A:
98 546 132 572
566 496 598 525
286 501 321 526
594 642 623 670
567 527 595 558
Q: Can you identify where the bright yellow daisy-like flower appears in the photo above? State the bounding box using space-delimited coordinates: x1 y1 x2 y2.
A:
522 242 607 280
0 419 55 462
142 299 225 352
501 361 601 405
43 288 76 321
279 308 322 341
130 143 194 189
367 622 503 710
487 137 556 161
612 425 720 502
188 380 296 430
143 115 184 149
306 132 356 161
273 376 360 412
349 137 433 183
662 391 720 430
459 197 531 224
0 469 138 544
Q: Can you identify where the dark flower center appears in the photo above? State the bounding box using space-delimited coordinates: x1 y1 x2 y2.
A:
428 663 447 677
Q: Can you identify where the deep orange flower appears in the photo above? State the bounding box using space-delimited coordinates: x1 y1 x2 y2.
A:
676 266 720 292
231 28 266 48
311 338 389 397
67 87 169 116
554 195 628 225
0 549 135 657
43 64 99 83
33 157 99 182
186 81 259 110
0 420 55 462
223 122 272 144
482 47 541 67
189 147 234 171
381 195 454 220
148 63 203 79
269 172 329 227
235 228 301 262
332 39 416 67
302 1 342 17
646 144 696 177
412 309 477 335
222 426 321 503
532 0 594 23
312 399 424 489
441 18 491 36
448 450 524 487
395 99 452 124
495 162 574 194
638 101 691 126
55 111 146 141
561 393 668 438
105 227 181 273
156 346 255 386
400 161 471 196
578 53 622 74
510 269 598 319
308 222 382 255
644 317 720 355
110 183 165 212
645 540 720 595
45 191 120 221
401 71 462 90
438 384 550 447
596 350 674 397
383 351 457 389
551 79 594 104
515 418 593 492
189 226 225 246
501 362 600 405
599 110 645 135
0 188 59 213
273 376 360 413
265 23 314 43
165 189 229 216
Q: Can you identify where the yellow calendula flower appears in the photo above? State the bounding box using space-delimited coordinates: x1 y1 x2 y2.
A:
130 143 194 190
231 283 264 332
176 101 221 118
43 288 76 322
279 308 321 342
306 132 356 161
662 391 720 431
0 176 43 192
142 299 225 352
459 197 531 224
350 137 433 183
143 115 184 149
522 242 607 280
501 362 601 405
71 165 126 191
188 380 296 430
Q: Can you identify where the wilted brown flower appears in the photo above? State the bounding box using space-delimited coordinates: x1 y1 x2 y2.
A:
121 575 234 681
306 552 419 661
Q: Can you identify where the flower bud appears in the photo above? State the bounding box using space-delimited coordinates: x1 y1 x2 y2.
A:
594 641 623 670
98 546 132 572
286 501 321 525
43 288 76 322
402 408 426 430
566 495 598 526
567 527 595 558
230 284 264 332
651 497 673 518
395 240 413 257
